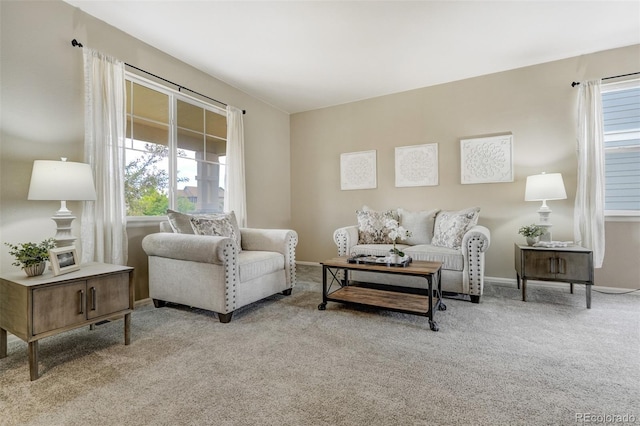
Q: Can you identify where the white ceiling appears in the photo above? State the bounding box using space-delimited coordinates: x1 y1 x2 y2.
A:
64 1 640 114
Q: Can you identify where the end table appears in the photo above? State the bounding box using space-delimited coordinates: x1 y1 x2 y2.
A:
514 244 594 308
0 262 134 380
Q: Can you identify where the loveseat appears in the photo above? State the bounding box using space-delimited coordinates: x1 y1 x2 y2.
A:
142 210 298 322
333 207 490 302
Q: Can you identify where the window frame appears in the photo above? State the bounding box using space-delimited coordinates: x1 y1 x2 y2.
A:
601 78 640 220
124 72 227 221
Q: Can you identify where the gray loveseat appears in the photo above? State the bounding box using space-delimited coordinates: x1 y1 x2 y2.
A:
333 207 490 303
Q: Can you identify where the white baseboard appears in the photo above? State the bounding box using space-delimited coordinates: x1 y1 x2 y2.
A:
485 276 639 294
294 266 638 294
296 261 321 266
135 298 154 307
487 276 575 290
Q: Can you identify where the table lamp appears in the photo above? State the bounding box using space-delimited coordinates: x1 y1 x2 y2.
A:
524 172 567 241
27 158 97 247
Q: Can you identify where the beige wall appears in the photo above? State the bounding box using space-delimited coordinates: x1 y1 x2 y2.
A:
1 1 637 295
0 1 291 299
291 45 640 289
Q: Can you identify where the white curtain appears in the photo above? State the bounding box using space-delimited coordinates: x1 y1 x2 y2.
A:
224 106 247 227
574 80 605 268
80 48 128 265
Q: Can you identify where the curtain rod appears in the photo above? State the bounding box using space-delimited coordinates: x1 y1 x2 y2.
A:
71 39 246 114
571 71 640 87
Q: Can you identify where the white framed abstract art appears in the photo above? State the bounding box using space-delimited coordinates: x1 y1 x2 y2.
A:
340 150 377 190
395 143 438 187
460 134 514 184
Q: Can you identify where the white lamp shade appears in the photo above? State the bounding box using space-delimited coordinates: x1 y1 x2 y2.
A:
524 173 567 201
28 160 97 201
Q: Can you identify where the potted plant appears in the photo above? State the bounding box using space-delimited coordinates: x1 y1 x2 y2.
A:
5 238 56 276
518 224 546 246
385 218 412 262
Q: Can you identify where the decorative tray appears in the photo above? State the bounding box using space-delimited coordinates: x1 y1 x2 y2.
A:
347 254 413 267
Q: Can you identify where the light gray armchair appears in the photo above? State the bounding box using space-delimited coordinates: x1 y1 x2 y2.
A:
142 223 298 323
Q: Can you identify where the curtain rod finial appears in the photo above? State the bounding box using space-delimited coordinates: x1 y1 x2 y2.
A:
71 39 83 48
571 81 580 87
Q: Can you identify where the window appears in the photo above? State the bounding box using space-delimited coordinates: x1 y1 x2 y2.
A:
125 75 227 217
601 79 640 216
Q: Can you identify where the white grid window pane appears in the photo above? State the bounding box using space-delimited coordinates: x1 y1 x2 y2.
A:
602 81 640 215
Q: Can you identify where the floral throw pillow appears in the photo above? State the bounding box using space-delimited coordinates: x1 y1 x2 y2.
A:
356 209 398 244
431 207 480 250
189 212 242 251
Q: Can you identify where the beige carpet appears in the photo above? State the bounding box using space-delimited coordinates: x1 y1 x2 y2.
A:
1 264 638 425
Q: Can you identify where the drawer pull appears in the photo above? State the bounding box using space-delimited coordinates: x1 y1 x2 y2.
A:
79 290 85 314
549 258 555 274
91 287 97 311
558 258 565 274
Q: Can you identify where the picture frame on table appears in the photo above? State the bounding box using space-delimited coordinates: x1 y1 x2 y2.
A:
49 246 80 276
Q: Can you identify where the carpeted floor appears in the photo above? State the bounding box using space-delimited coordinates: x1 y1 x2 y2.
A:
1 264 638 425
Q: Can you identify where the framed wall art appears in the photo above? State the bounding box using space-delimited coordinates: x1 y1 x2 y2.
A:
460 134 514 184
340 150 377 190
395 143 438 187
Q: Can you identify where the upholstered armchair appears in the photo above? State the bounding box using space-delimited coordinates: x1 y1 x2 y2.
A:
142 220 298 323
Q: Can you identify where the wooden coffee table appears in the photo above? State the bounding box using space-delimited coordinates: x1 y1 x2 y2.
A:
319 257 444 331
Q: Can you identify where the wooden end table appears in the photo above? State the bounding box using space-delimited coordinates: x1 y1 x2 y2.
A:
514 244 594 308
0 262 134 380
319 257 444 331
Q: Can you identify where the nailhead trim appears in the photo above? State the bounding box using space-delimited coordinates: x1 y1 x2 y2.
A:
466 235 489 296
334 229 349 256
223 241 238 311
287 232 298 288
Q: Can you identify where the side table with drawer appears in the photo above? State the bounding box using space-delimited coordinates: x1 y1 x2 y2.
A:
0 262 134 380
514 244 594 308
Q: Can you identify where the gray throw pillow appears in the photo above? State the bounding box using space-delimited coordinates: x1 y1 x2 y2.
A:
166 209 194 234
398 208 440 245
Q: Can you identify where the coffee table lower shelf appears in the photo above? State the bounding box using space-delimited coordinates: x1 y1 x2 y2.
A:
322 285 441 315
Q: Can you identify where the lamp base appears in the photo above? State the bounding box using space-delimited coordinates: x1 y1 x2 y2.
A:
51 211 77 248
536 203 553 242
